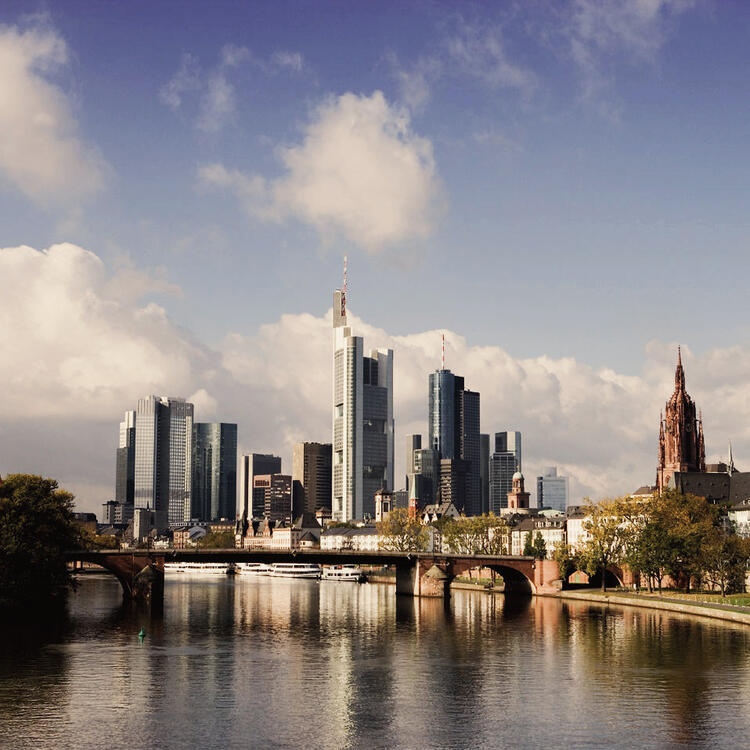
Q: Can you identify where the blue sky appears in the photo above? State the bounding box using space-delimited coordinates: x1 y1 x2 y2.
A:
3 1 750 511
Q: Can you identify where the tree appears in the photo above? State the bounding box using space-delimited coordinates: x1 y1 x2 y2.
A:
553 543 580 582
0 474 83 610
441 514 508 555
532 531 547 560
699 526 749 597
377 507 428 552
522 531 534 557
626 517 676 593
580 497 637 591
198 531 235 548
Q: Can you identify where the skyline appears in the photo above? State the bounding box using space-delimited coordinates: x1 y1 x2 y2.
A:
3 2 750 513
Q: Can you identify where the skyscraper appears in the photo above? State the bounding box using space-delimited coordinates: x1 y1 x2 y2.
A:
115 410 135 505
536 467 569 512
237 453 282 519
332 270 394 521
133 396 194 527
480 433 490 514
489 431 522 514
293 442 332 518
192 423 237 521
428 368 481 514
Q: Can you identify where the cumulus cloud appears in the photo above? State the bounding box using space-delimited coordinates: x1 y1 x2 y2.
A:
0 22 108 204
199 90 441 252
2 243 745 515
160 44 305 132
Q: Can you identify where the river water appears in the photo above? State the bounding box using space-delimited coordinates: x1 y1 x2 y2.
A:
2 574 750 749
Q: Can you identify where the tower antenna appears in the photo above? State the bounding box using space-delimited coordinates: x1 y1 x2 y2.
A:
341 255 347 319
441 332 445 370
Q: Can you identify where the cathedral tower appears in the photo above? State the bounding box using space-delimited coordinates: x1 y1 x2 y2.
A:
656 347 706 492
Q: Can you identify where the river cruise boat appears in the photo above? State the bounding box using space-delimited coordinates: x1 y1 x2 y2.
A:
165 563 237 576
237 563 273 575
269 563 322 579
322 565 365 582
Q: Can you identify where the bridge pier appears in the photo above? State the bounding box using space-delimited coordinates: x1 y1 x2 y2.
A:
396 561 452 598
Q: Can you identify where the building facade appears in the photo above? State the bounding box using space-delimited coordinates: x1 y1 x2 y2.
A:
192 422 237 521
115 410 136 505
332 285 394 521
489 431 522 513
292 442 333 518
133 395 194 527
536 467 569 512
237 453 282 519
254 473 292 524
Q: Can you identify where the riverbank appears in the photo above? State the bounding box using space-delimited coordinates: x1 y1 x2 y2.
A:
559 589 750 625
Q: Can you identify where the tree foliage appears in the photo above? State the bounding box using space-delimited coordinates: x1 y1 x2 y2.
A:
0 474 83 610
377 507 428 552
197 531 235 549
441 513 507 555
532 531 547 560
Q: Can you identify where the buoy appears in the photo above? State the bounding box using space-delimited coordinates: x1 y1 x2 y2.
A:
138 628 145 640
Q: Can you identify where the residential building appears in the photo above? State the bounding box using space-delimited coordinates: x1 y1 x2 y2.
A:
192 422 237 521
332 280 394 521
536 467 569 512
510 515 566 558
254 473 292 524
133 506 168 542
292 442 332 518
101 500 135 525
428 369 481 514
133 395 194 526
173 525 206 548
489 431 522 513
321 526 382 552
238 453 282 519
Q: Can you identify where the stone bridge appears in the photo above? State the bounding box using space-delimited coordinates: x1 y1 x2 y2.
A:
65 549 564 604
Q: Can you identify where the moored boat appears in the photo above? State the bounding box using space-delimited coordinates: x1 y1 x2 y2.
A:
165 563 236 576
322 565 365 582
269 563 321 579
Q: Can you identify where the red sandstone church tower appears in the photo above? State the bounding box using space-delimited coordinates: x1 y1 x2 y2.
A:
656 347 706 492
507 470 531 510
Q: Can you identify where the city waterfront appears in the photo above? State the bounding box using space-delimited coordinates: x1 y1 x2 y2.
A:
2 577 750 749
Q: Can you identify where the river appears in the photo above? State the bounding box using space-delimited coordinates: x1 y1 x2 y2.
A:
2 574 750 749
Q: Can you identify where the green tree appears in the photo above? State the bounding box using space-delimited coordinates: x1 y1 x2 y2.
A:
522 531 534 557
197 531 235 548
553 542 580 582
532 531 547 560
441 514 508 555
699 526 749 597
580 497 637 591
625 515 676 593
0 474 83 610
377 507 428 552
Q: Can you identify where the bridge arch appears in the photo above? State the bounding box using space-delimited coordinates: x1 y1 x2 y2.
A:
67 552 164 602
442 558 538 595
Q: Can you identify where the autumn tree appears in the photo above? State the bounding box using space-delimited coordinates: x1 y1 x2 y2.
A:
441 514 508 555
377 507 428 552
198 531 236 548
699 526 749 597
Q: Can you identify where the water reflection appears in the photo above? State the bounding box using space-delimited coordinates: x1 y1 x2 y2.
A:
1 575 750 749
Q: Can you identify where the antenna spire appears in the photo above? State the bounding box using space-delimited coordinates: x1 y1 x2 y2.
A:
341 255 347 319
441 332 445 369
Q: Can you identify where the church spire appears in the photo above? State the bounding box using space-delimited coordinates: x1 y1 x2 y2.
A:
675 345 685 390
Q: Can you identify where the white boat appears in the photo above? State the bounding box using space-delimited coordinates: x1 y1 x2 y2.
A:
165 562 236 576
322 565 365 582
237 563 274 576
269 563 321 579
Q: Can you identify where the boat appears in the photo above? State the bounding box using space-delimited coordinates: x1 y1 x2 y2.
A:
237 563 274 576
165 562 237 576
269 563 322 579
322 565 365 582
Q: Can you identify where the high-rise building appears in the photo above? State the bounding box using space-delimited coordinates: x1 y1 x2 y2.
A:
489 431 522 514
428 369 481 514
657 347 705 492
101 499 135 525
254 474 292 524
332 275 394 521
115 410 136 505
480 433 490 514
133 396 194 527
412 446 439 507
293 442 332 518
405 434 422 488
439 458 469 511
192 423 237 521
536 466 569 512
238 453 282 519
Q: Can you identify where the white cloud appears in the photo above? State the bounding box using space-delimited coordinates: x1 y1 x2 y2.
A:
2 243 745 515
0 22 108 204
198 90 441 252
160 44 305 132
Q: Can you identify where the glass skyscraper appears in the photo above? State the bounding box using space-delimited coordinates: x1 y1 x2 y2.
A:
489 431 522 513
536 466 569 512
193 422 238 521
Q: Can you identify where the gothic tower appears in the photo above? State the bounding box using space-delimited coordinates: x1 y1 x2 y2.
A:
656 347 706 492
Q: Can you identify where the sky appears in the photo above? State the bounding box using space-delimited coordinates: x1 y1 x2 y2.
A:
2 0 750 514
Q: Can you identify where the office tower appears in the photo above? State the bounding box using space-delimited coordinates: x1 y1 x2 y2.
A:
238 453 282 519
439 458 469 510
480 433 490 514
254 474 292 524
192 423 238 521
332 272 394 521
536 466 569 512
411 447 439 507
101 499 134 525
115 410 136 505
489 431 522 514
405 434 422 488
428 368 481 514
134 396 194 526
293 442 332 518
